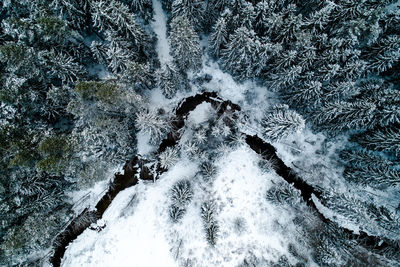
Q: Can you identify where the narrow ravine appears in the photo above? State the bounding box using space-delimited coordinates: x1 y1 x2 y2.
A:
51 91 394 266
50 157 142 267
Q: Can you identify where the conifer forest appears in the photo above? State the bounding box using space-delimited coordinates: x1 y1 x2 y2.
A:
1 0 400 266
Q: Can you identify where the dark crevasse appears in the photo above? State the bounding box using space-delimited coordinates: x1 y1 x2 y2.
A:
50 157 142 267
50 92 391 267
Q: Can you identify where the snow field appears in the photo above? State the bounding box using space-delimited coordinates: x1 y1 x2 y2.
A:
63 146 315 266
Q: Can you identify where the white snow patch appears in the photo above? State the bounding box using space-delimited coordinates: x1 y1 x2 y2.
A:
151 0 173 64
164 147 295 266
201 60 248 104
136 131 156 156
62 148 315 266
186 102 213 125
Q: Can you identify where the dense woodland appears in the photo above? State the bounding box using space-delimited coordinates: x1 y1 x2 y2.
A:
0 0 400 266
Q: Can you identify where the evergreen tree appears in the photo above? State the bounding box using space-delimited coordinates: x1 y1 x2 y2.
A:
321 191 400 240
201 201 219 246
209 16 228 57
135 109 172 145
261 105 305 141
119 61 155 91
171 0 204 31
221 27 260 78
169 16 202 72
125 0 153 20
156 63 181 98
355 127 400 157
50 0 92 29
91 0 151 56
312 101 377 132
239 2 256 29
169 180 193 222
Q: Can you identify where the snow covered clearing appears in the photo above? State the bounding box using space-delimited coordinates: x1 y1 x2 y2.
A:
62 147 315 266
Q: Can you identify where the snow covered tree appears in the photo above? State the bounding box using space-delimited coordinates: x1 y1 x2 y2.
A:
238 2 256 29
254 0 271 34
42 50 85 84
125 0 153 20
172 0 204 31
50 0 92 29
119 61 155 91
91 0 151 56
269 66 302 92
169 180 193 222
355 127 400 157
320 191 400 240
221 27 260 78
267 4 302 43
159 147 179 169
201 201 219 246
284 80 323 110
209 16 228 57
105 32 136 73
135 109 172 145
312 101 377 132
156 63 181 98
266 181 302 206
90 41 108 65
364 35 400 74
169 16 202 72
261 105 305 141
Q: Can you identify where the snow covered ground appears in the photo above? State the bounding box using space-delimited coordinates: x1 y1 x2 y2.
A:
62 147 316 266
151 0 173 65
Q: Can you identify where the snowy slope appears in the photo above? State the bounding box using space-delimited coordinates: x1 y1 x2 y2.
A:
62 147 316 266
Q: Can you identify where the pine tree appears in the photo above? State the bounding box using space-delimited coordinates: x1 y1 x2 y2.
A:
169 16 202 71
321 191 400 240
171 0 204 31
125 0 152 20
169 180 193 222
201 201 219 246
284 80 323 109
50 0 92 29
364 35 400 74
43 50 85 84
105 32 136 73
312 101 377 132
135 109 172 145
90 41 108 65
269 66 302 91
156 63 181 98
254 1 271 34
209 16 228 57
159 147 179 169
221 27 260 78
262 105 305 141
239 2 256 29
355 127 400 157
91 0 150 53
119 61 154 91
